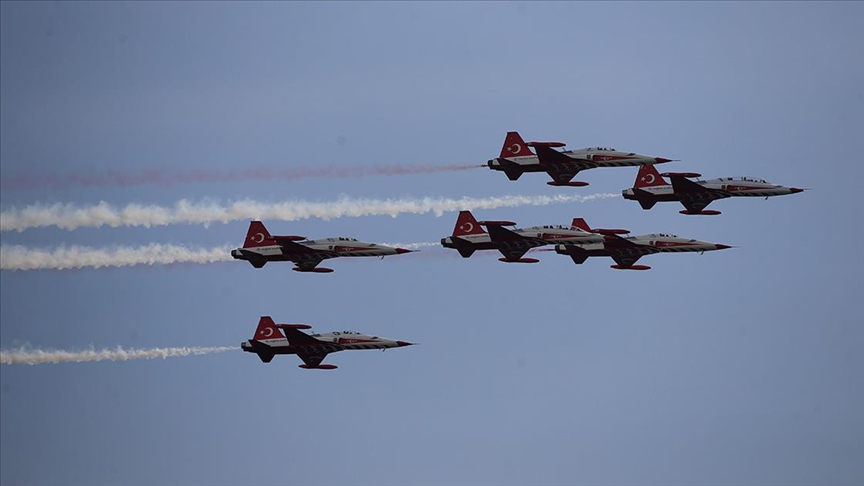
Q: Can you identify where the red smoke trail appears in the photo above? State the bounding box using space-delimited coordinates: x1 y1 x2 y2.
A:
0 164 485 190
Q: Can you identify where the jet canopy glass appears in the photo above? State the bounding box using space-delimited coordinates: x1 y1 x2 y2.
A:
721 176 769 183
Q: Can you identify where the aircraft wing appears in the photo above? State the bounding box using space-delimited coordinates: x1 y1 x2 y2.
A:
670 176 731 213
600 235 660 267
274 240 339 270
608 246 659 268
280 327 323 345
297 351 329 368
534 146 594 184
486 224 545 261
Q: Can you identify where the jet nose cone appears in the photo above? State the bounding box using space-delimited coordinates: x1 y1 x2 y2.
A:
715 244 733 250
790 187 804 194
654 157 673 163
395 248 413 254
396 341 413 347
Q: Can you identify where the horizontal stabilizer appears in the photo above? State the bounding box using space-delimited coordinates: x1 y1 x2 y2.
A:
457 247 475 258
505 170 522 181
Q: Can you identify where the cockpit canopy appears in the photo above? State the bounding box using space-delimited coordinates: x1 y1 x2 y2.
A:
648 233 678 238
536 224 571 230
720 176 768 184
588 147 617 152
327 237 359 242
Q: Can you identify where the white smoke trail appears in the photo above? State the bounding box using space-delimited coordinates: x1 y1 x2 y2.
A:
0 193 618 233
0 244 234 271
0 346 235 365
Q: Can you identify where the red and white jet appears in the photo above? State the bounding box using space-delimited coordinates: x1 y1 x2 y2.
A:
440 210 605 263
487 131 673 187
554 218 733 270
622 164 805 215
231 221 414 272
241 316 413 369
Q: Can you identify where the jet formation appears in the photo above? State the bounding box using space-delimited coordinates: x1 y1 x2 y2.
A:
440 211 731 269
237 131 803 368
242 316 413 369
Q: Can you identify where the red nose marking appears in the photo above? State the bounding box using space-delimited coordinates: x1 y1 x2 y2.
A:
715 244 732 250
654 157 672 163
395 248 413 254
790 188 803 193
396 341 413 347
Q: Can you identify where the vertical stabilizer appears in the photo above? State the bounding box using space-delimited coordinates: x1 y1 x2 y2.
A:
570 218 592 232
633 164 668 189
244 221 276 248
499 131 535 158
453 211 487 237
253 316 284 342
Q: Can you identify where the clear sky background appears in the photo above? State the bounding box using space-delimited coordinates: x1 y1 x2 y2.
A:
1 2 862 485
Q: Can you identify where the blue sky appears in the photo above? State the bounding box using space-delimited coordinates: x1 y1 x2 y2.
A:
1 2 862 485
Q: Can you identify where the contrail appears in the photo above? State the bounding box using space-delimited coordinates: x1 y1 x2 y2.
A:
0 346 235 365
0 244 234 271
0 193 618 232
0 164 485 190
0 241 559 271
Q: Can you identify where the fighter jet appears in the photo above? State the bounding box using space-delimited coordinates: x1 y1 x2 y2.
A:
487 131 673 187
622 164 804 215
231 221 414 272
440 210 605 263
554 218 733 270
241 316 413 369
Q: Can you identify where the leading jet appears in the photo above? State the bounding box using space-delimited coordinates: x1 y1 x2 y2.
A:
241 316 413 369
440 210 605 263
622 164 805 215
487 131 673 187
554 218 733 270
231 221 414 272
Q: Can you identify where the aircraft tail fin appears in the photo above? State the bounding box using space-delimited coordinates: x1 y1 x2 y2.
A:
244 221 275 248
253 316 284 341
499 131 535 158
452 211 486 237
571 218 592 232
634 164 667 189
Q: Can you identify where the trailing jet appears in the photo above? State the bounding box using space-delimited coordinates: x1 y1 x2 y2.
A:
231 221 413 272
622 164 804 215
440 210 605 263
487 131 673 187
554 218 732 270
241 316 413 369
